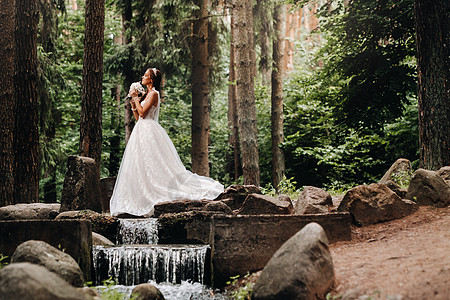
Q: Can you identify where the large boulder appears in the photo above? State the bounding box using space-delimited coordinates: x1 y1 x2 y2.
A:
0 262 87 299
131 283 165 300
436 166 450 186
92 232 114 246
337 183 418 226
56 210 118 243
215 185 262 211
406 169 450 207
237 193 293 215
294 186 333 215
11 240 84 287
60 155 102 213
379 158 412 186
252 222 334 300
0 203 60 220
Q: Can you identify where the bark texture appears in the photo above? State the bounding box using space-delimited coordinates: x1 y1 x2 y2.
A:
14 0 39 203
0 0 15 206
191 0 210 176
233 0 260 186
227 8 241 181
271 4 286 189
79 0 105 173
414 0 450 170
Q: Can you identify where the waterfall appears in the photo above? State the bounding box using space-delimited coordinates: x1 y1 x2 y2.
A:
116 218 159 245
92 244 210 286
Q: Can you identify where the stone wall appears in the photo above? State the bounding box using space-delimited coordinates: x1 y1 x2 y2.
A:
0 220 92 281
158 212 351 287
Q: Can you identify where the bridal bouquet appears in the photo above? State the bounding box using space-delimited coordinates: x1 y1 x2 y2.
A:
127 82 145 99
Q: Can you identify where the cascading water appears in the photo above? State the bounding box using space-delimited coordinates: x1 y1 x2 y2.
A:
92 218 225 300
92 244 210 286
116 218 159 245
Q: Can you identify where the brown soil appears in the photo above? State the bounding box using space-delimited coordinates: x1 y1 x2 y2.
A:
329 205 450 300
225 206 450 300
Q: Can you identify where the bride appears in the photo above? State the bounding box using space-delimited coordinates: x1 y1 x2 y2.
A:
110 68 224 217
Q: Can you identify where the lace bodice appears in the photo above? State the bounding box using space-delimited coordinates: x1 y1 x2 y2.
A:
140 88 160 122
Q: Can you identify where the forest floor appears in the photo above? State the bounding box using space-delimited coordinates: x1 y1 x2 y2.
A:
225 205 450 300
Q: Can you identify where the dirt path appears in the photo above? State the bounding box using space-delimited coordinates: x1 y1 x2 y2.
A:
329 206 450 300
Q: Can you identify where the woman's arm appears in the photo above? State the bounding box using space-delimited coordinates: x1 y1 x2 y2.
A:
134 91 157 119
130 97 140 121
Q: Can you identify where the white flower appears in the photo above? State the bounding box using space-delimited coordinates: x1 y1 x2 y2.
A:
127 82 145 98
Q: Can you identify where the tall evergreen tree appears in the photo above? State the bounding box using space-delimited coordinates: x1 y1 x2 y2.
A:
227 5 242 181
414 0 450 170
191 0 211 176
14 0 40 203
271 2 286 189
233 0 260 186
79 0 105 173
0 0 15 206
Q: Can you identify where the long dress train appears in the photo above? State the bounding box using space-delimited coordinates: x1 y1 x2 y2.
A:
110 88 224 217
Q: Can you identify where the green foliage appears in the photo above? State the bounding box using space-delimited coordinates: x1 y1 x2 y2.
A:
226 274 253 300
261 176 301 199
317 0 417 130
0 254 8 270
390 170 413 189
281 0 419 190
94 277 139 300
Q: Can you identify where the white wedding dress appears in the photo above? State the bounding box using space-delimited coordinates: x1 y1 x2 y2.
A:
110 88 224 217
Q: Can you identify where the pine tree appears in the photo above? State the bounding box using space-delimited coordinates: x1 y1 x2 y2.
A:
0 0 15 206
79 0 105 173
14 0 40 203
414 0 450 169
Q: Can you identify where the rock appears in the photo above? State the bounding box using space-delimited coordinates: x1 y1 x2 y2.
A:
100 177 116 213
252 222 334 300
11 240 84 287
379 158 412 186
153 199 212 217
92 232 114 246
436 166 450 186
56 210 118 242
204 201 233 214
294 186 333 215
276 194 292 204
78 287 101 300
215 185 262 210
406 169 450 207
384 180 408 198
0 262 87 299
131 283 165 300
60 155 102 213
337 183 418 226
237 193 293 215
0 203 60 220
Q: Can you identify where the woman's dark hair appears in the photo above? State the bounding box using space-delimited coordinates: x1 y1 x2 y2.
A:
139 68 162 102
149 68 162 92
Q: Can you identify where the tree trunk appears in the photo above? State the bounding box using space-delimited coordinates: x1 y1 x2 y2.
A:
227 6 242 181
0 0 15 206
191 0 210 176
256 0 272 85
271 3 286 190
122 0 134 145
414 0 450 170
233 0 260 186
13 0 39 204
79 0 105 174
